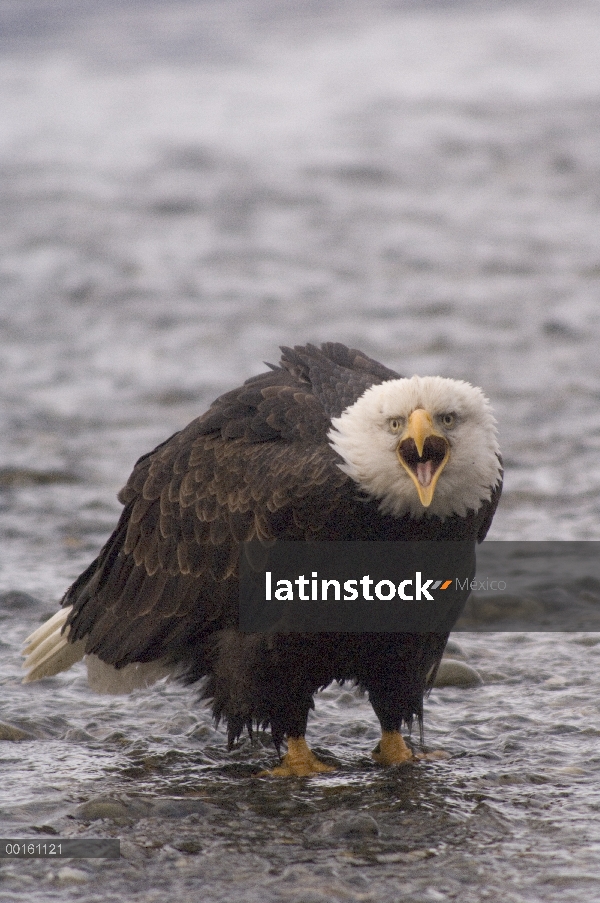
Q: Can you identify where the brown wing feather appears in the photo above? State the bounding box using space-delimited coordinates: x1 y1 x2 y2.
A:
476 458 503 543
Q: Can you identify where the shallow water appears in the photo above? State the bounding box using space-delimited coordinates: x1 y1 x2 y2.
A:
2 1 600 900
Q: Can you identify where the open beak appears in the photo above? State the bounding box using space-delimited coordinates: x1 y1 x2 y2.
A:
396 409 450 507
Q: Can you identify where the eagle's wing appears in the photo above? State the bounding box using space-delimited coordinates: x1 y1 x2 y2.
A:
62 344 396 671
475 463 503 543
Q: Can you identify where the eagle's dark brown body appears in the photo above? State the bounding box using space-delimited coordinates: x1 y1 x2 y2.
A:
52 344 502 759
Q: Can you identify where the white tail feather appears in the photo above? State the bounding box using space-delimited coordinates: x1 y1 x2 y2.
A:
23 606 175 693
22 606 85 682
23 607 71 652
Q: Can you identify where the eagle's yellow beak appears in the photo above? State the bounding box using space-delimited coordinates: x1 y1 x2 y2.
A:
396 409 450 507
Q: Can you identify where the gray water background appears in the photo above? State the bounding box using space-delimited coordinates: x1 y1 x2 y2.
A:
2 1 600 900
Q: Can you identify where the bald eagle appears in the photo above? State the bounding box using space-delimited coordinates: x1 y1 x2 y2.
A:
24 343 502 775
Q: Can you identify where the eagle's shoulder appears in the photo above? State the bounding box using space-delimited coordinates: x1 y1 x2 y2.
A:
278 342 400 418
117 343 398 520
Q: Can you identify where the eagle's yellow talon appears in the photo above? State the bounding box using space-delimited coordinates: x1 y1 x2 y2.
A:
372 730 414 765
262 737 335 777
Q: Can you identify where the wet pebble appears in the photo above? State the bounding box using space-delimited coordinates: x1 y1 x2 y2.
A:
187 723 214 740
0 590 41 610
542 676 568 690
460 594 544 628
338 721 373 738
0 721 36 741
56 867 89 884
433 659 483 688
118 840 147 862
74 794 216 823
74 796 151 822
173 837 203 854
63 728 95 742
443 640 465 658
329 814 380 839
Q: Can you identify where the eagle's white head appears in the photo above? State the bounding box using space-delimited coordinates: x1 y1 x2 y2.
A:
328 376 501 520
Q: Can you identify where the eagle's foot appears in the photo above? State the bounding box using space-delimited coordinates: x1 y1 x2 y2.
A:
372 730 414 765
263 737 335 777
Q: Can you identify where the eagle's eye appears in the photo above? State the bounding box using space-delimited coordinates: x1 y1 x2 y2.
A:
441 413 456 428
389 418 403 433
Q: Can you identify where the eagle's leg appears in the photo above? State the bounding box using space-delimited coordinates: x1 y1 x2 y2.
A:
267 736 335 777
261 699 334 777
368 686 415 765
